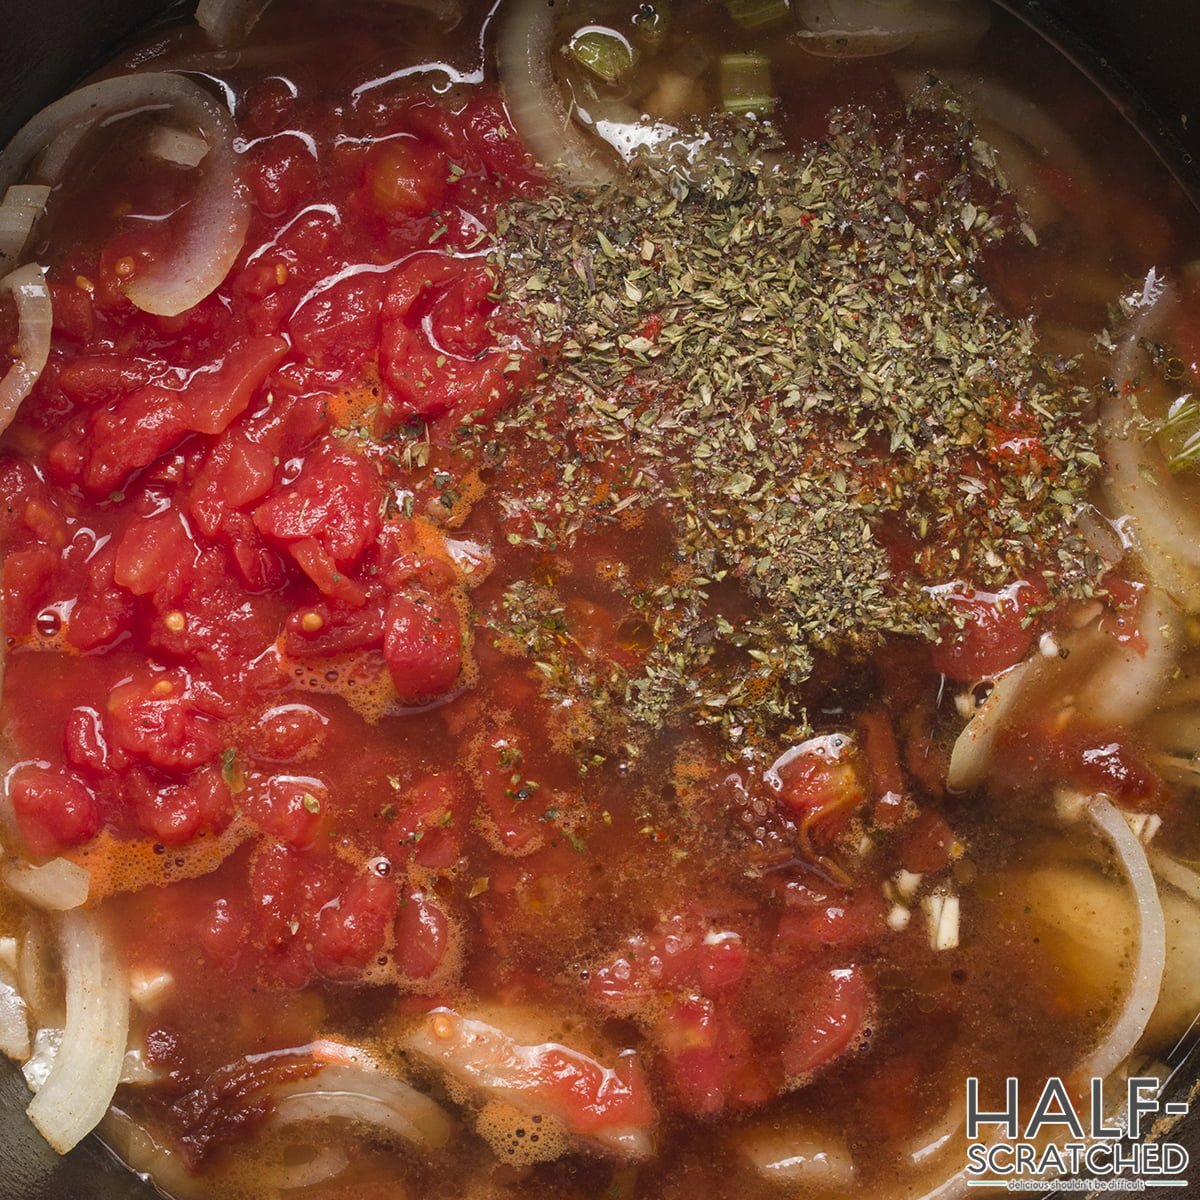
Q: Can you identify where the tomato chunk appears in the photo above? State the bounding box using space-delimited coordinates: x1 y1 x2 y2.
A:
11 766 103 858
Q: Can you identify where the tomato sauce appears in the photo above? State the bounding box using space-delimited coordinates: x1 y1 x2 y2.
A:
1 1 1198 1198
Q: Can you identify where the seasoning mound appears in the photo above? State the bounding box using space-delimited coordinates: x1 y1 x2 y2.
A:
484 92 1102 752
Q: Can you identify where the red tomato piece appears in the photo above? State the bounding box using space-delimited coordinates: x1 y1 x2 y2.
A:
252 445 382 568
394 888 450 980
246 775 328 849
10 765 103 858
776 888 886 953
288 272 386 374
311 873 397 980
898 810 955 874
365 137 447 217
131 765 233 846
253 704 329 763
107 669 223 771
931 583 1039 681
780 966 872 1082
385 772 467 869
113 511 197 599
2 544 58 638
379 254 528 423
383 589 463 705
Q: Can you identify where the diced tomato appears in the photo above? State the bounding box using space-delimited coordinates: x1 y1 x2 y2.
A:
107 669 223 771
252 445 382 568
131 765 233 845
247 138 319 217
253 704 329 763
245 775 328 848
11 765 103 858
379 254 530 423
855 710 907 826
288 272 386 374
385 772 466 869
64 707 116 775
311 873 397 979
780 966 872 1082
113 511 197 599
365 137 447 217
394 888 450 980
3 544 58 638
776 888 886 952
383 589 463 704
931 583 1039 681
474 728 547 854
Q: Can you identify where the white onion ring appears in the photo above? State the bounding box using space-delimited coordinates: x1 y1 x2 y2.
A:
0 73 249 317
26 910 130 1154
0 263 52 434
267 1062 453 1151
195 0 271 47
496 0 616 187
0 186 50 274
1075 795 1167 1082
2 857 90 911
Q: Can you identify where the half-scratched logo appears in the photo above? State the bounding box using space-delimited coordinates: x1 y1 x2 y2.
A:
965 1077 1190 1192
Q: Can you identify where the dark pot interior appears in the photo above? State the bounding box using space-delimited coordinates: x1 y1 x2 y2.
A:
0 2 1197 1198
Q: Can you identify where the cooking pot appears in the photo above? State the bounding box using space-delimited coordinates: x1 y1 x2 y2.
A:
0 2 1196 1197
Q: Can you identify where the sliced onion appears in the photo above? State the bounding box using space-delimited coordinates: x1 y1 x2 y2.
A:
405 1007 654 1160
734 1121 856 1187
1074 795 1166 1082
0 967 30 1060
26 910 130 1154
1102 278 1200 606
0 263 52 434
2 857 90 911
23 1027 162 1090
266 1061 452 1151
496 0 616 187
794 0 988 58
1149 850 1200 905
0 185 50 274
1074 588 1179 727
946 656 1044 791
195 0 270 47
0 73 249 317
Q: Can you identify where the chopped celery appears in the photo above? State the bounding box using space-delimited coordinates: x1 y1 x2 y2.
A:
724 0 789 29
631 1 670 49
719 52 775 115
568 27 636 85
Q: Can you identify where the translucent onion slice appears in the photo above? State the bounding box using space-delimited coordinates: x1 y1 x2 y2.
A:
2 857 90 911
0 73 249 317
0 969 30 1061
734 1121 856 1187
26 910 130 1154
1102 273 1200 604
0 185 50 274
794 0 988 58
1075 795 1166 1082
195 0 271 47
1149 851 1200 906
496 0 616 187
266 1062 453 1151
1074 588 1179 727
0 263 52 434
946 656 1043 791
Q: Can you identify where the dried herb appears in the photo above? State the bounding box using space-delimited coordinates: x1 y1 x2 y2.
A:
482 90 1103 754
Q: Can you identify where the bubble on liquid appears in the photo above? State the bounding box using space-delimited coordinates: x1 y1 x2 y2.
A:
474 1100 566 1166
